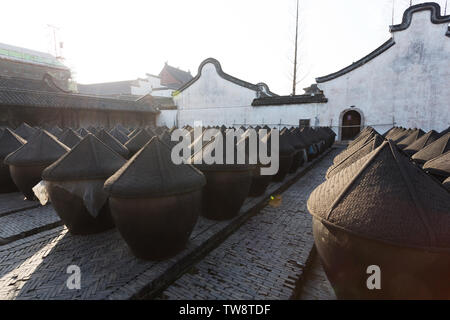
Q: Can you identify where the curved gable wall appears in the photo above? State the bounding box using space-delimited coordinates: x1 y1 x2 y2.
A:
174 62 258 111
317 8 449 136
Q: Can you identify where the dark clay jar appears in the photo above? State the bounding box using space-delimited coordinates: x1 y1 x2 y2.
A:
109 190 202 260
288 150 302 173
313 218 450 299
272 154 294 182
0 162 18 193
46 180 115 235
9 164 49 200
248 166 273 197
198 168 252 221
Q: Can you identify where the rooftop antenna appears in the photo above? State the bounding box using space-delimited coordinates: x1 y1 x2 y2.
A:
445 0 448 15
47 24 64 61
391 0 395 25
292 0 299 95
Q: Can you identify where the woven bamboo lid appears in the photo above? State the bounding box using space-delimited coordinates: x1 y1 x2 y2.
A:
290 128 310 148
423 151 450 179
440 127 450 136
412 133 450 164
278 129 295 156
109 127 129 145
191 129 257 171
397 129 425 150
124 129 152 154
347 127 376 149
326 134 384 179
59 128 82 148
280 128 301 151
333 131 378 165
47 126 63 138
308 140 450 250
114 124 129 135
43 134 125 181
0 128 26 160
96 129 129 158
127 128 140 139
4 129 69 166
391 128 412 143
77 128 89 137
104 137 206 198
14 122 37 140
403 130 440 157
382 127 398 138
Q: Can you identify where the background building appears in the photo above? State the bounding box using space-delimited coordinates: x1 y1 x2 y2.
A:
0 74 158 129
0 42 71 91
173 3 450 140
76 62 193 99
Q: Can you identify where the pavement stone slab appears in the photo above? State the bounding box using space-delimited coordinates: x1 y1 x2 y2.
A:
0 148 338 300
0 193 40 218
159 148 339 300
0 205 61 243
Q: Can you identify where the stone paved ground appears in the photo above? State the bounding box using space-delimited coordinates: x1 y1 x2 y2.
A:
0 205 61 243
0 193 39 218
0 158 320 300
0 148 337 300
159 149 339 300
298 254 336 300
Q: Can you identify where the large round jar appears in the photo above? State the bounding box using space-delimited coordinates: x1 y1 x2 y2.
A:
104 137 206 260
4 130 69 200
308 141 450 299
0 129 26 193
42 134 125 234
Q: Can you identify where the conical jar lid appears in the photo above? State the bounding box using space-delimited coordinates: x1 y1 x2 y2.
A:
423 151 450 179
59 128 82 148
104 137 206 198
14 122 37 140
308 140 450 250
0 128 26 160
4 129 69 166
96 129 129 158
403 130 440 157
109 127 129 145
43 134 125 181
124 129 152 154
411 133 450 164
397 129 425 149
326 134 384 179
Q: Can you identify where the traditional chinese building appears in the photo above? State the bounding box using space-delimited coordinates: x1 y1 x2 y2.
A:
0 74 158 129
0 42 71 91
173 3 450 140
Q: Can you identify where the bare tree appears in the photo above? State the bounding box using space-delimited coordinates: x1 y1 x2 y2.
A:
287 0 310 96
292 0 299 95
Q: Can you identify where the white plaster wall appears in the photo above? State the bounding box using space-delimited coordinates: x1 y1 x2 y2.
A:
131 79 153 96
173 10 449 137
145 75 162 89
156 109 177 127
317 10 450 139
176 103 326 128
152 89 175 97
174 62 258 125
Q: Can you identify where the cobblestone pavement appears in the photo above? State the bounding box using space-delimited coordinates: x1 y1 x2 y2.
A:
0 193 39 218
0 168 307 300
0 205 61 243
298 254 337 300
159 149 339 300
0 148 337 300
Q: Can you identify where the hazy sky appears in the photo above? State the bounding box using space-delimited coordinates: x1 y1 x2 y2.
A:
1 0 448 95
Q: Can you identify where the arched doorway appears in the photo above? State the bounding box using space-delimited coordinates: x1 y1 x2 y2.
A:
341 110 361 140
